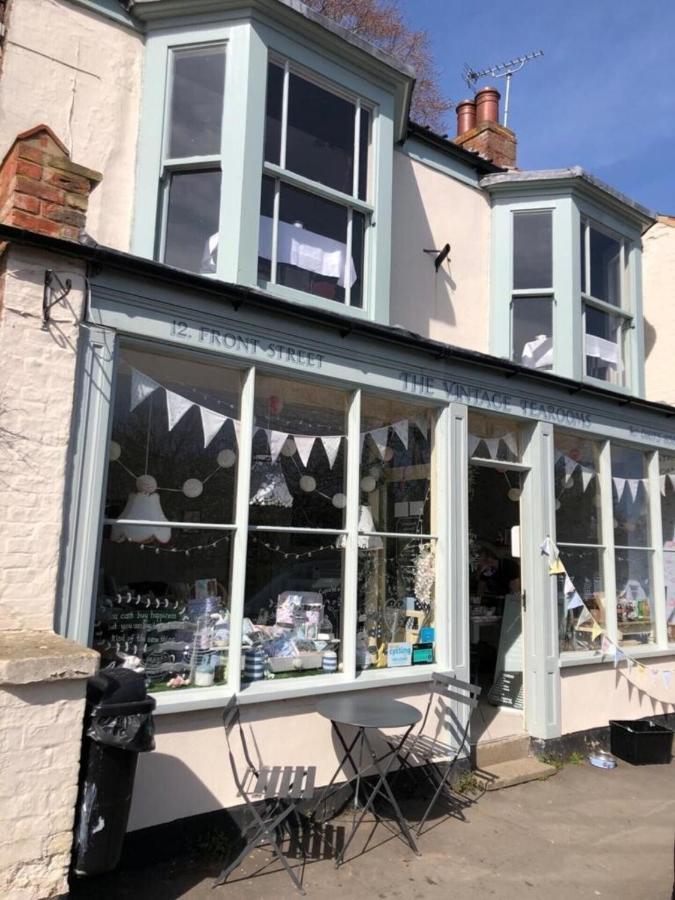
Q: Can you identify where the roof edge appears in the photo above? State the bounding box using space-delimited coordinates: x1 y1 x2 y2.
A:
406 121 504 175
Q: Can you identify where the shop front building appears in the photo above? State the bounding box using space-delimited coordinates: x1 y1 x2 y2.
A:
0 0 673 888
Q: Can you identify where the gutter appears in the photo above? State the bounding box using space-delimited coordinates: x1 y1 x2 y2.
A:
1 222 673 421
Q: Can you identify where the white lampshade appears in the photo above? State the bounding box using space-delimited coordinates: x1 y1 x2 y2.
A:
111 491 171 544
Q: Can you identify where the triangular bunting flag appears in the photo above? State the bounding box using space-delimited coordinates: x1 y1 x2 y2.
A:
468 434 480 457
539 536 553 558
661 670 672 690
613 647 624 669
669 473 675 491
321 435 342 469
563 574 575 596
590 620 603 642
613 477 626 501
166 390 193 431
581 467 595 492
369 427 390 460
130 368 160 411
268 430 288 464
626 657 635 670
634 664 645 681
660 475 668 496
392 420 409 450
200 406 227 449
566 591 584 611
414 417 429 440
294 435 316 468
564 456 578 479
601 635 613 655
483 437 500 459
626 479 639 503
548 558 565 575
232 419 241 446
576 606 593 627
501 431 518 457
359 432 366 459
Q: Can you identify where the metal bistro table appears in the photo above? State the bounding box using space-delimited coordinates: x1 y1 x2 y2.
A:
316 695 422 866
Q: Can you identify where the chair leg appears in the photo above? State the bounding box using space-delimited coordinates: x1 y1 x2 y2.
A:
213 830 263 887
416 762 457 835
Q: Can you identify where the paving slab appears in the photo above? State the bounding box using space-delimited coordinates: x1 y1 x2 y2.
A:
71 762 675 900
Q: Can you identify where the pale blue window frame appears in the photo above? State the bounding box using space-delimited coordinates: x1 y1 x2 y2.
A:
132 16 395 324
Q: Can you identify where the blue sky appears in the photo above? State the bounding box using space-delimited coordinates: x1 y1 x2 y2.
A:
406 0 675 213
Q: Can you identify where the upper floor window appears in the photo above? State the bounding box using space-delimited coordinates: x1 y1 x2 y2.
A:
257 60 374 309
511 210 554 371
161 44 227 274
580 219 632 386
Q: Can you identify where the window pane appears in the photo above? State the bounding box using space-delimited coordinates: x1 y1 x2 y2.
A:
557 547 605 652
260 182 352 303
611 445 650 547
168 46 225 159
555 435 601 544
468 412 521 463
105 349 240 526
264 62 284 165
360 397 434 534
513 297 553 369
94 530 232 692
350 211 365 309
589 227 621 306
585 306 623 383
357 538 436 670
286 72 355 194
616 549 655 646
242 535 343 683
257 174 275 282
659 454 675 640
164 170 221 274
358 107 370 201
249 373 347 529
513 210 552 290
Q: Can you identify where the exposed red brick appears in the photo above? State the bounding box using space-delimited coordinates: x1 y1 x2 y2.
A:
454 120 517 169
0 125 102 241
42 202 86 228
16 159 42 181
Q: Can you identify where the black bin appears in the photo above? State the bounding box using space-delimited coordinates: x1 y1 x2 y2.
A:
73 669 156 876
610 719 673 765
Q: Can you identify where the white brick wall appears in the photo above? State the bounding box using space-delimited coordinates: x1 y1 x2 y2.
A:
0 680 86 900
0 245 92 898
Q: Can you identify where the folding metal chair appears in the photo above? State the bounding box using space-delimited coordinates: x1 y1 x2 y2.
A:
214 696 316 894
386 672 482 834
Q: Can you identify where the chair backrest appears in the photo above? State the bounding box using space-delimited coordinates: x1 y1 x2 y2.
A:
222 696 259 795
429 671 482 752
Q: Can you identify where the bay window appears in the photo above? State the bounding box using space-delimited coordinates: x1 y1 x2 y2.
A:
258 60 373 308
581 220 632 386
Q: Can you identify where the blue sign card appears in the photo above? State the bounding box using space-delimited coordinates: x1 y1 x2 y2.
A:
387 642 413 667
419 627 435 643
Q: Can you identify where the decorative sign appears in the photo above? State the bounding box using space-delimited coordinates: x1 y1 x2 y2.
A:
412 643 434 665
488 671 524 709
387 642 412 667
420 627 435 643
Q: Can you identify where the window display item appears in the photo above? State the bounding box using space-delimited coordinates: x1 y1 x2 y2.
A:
244 647 266 680
110 484 171 544
387 642 412 667
411 643 434 665
322 650 338 672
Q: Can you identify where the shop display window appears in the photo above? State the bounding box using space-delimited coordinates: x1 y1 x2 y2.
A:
95 348 241 690
356 397 436 671
243 374 348 683
555 435 606 652
611 445 655 646
659 453 675 643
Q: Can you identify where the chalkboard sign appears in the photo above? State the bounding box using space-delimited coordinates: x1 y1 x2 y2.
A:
487 671 524 709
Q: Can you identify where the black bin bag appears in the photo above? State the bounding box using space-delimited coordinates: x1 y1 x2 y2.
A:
72 669 156 876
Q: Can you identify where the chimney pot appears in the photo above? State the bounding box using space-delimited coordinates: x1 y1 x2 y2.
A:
475 86 501 125
456 99 476 137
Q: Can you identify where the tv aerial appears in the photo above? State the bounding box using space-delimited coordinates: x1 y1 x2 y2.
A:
463 50 543 128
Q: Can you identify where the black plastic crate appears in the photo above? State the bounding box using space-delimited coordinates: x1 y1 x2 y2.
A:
609 719 673 765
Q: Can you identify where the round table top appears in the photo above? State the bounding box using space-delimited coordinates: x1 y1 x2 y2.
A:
317 695 422 729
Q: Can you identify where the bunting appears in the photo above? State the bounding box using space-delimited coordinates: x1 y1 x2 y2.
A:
166 390 193 431
541 535 675 703
200 407 227 449
130 369 160 411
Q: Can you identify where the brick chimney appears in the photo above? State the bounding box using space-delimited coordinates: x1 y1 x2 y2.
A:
454 87 517 169
0 125 102 241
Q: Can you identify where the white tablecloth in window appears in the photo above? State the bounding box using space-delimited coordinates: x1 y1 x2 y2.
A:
201 218 357 287
521 334 553 369
586 334 619 368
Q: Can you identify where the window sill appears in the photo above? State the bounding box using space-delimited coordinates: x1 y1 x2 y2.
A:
257 279 372 322
559 646 675 668
152 665 438 715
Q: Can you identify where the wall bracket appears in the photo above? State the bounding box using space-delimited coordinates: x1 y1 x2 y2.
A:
43 269 72 326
